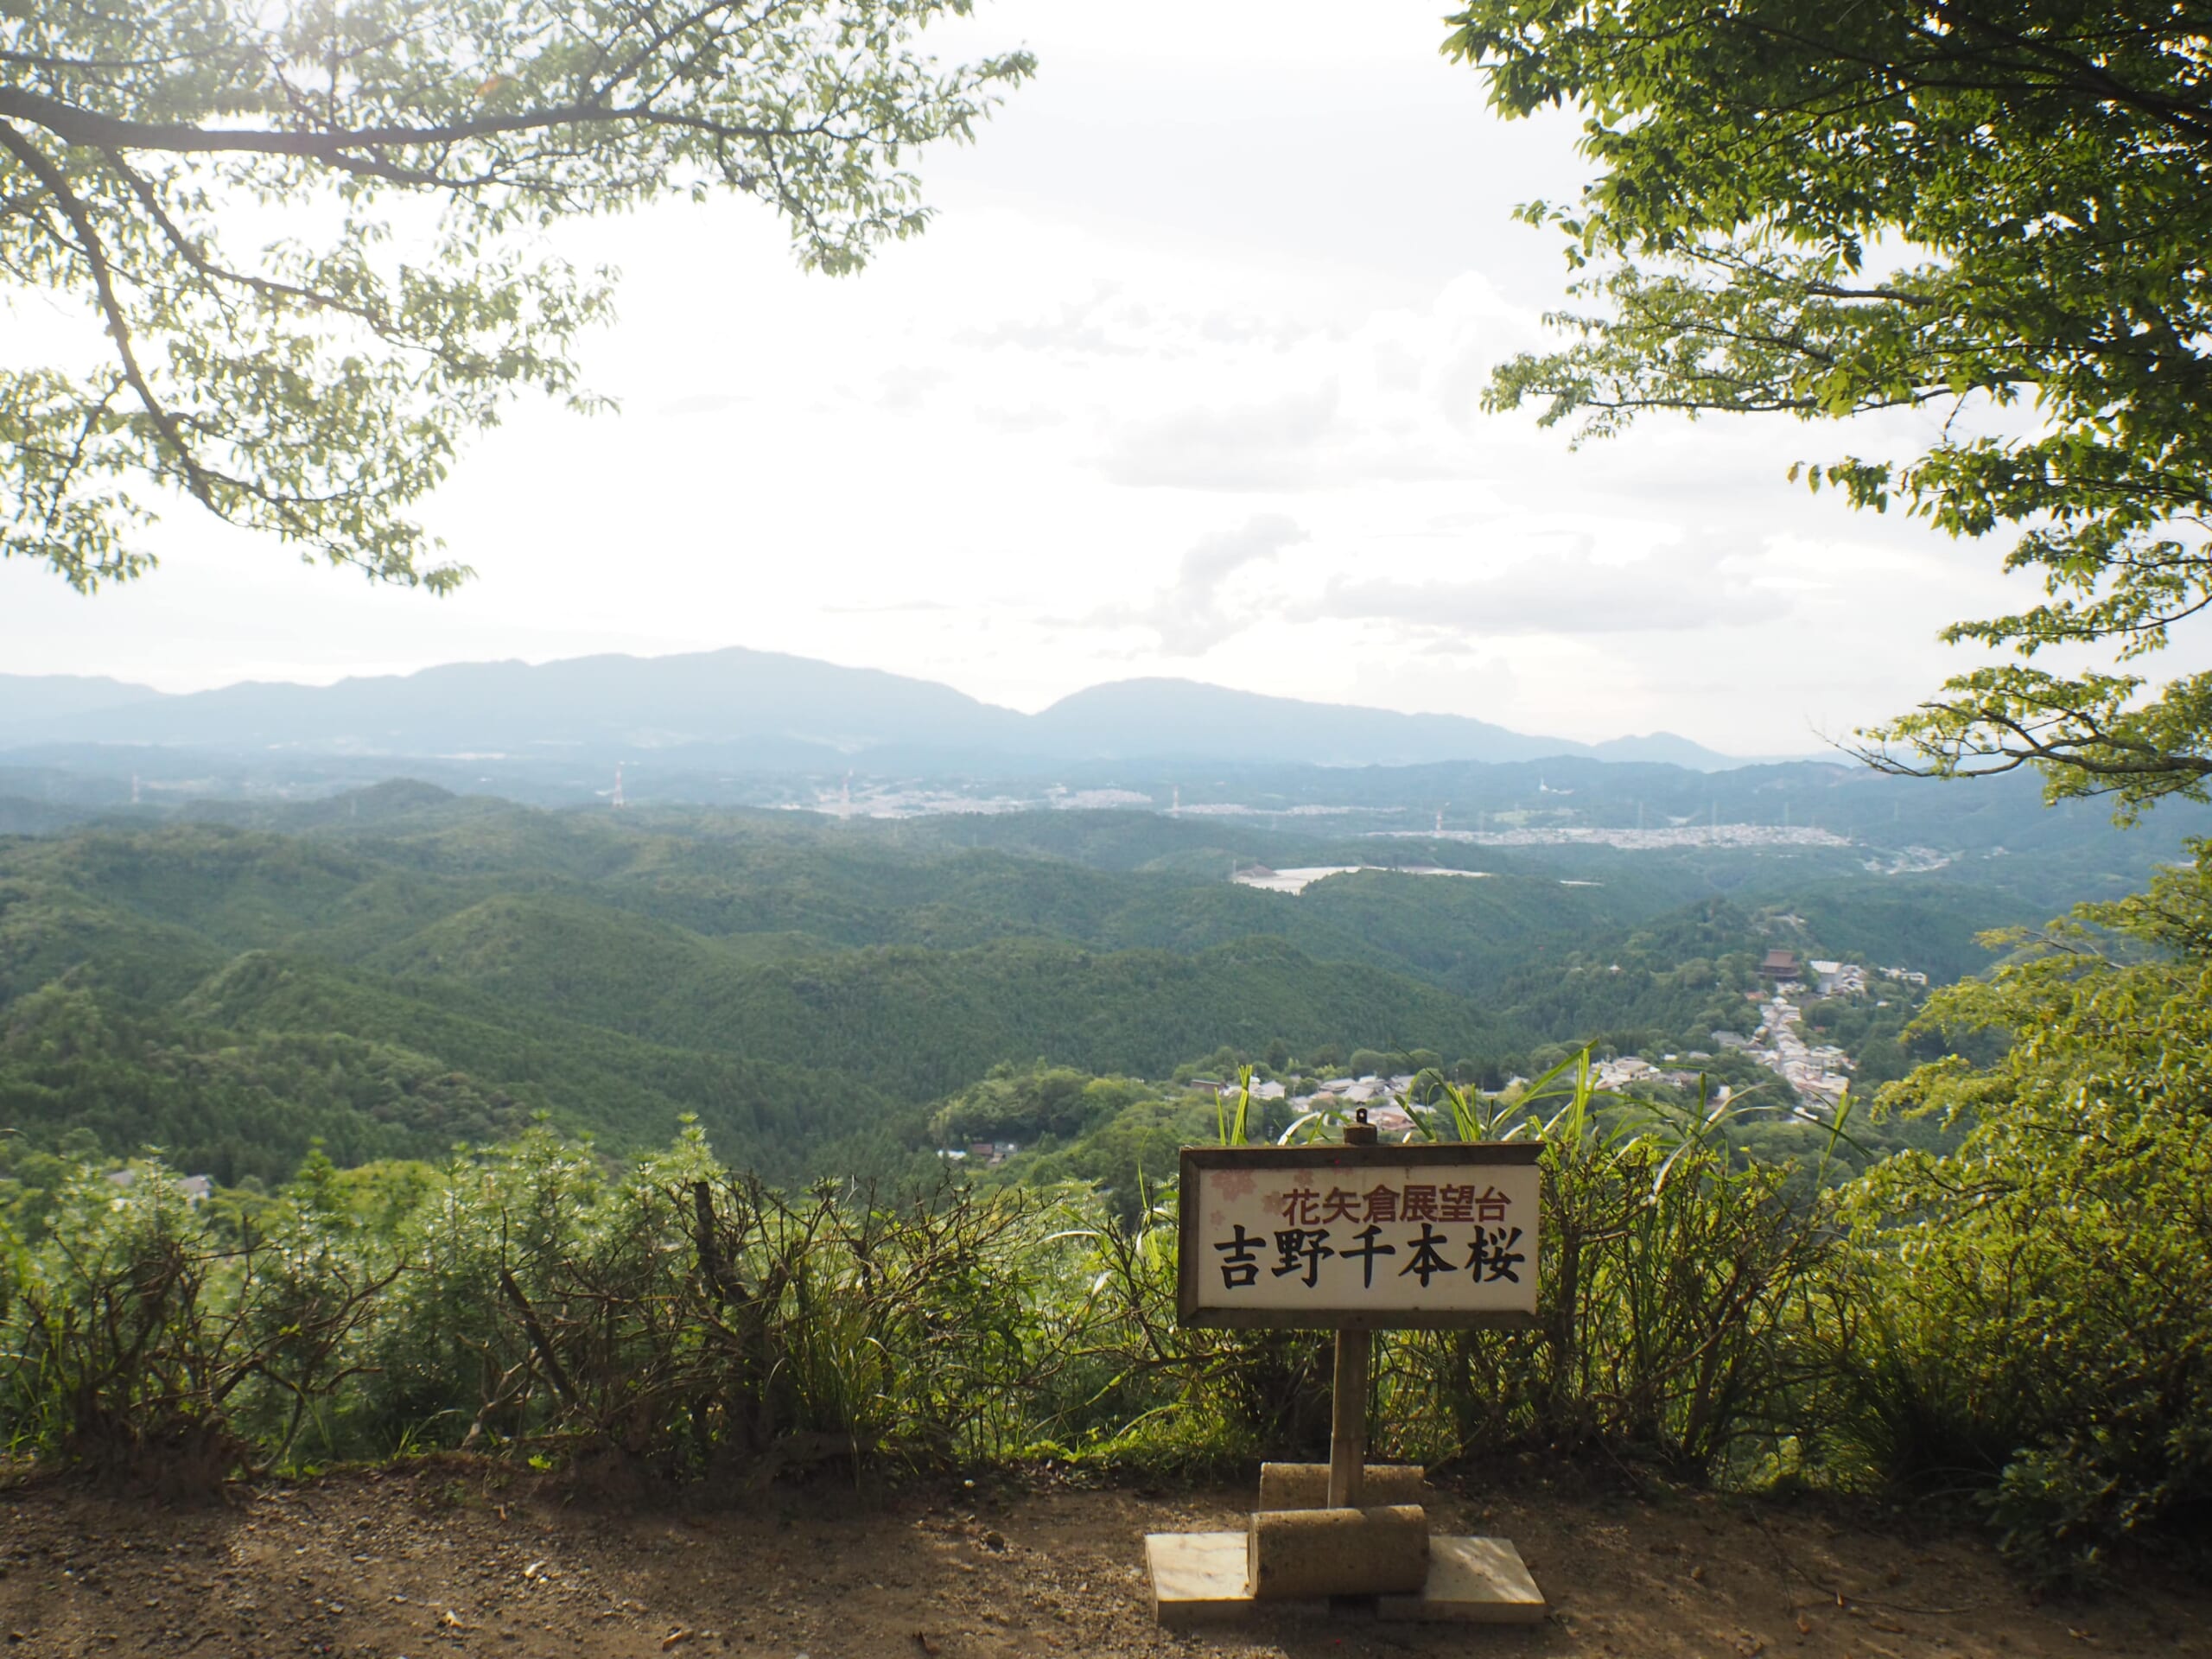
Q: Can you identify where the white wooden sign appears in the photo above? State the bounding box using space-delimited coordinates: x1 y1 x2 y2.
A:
1178 1143 1541 1330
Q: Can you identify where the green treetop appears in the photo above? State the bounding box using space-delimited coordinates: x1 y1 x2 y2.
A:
1446 1 2212 817
1 1 1031 593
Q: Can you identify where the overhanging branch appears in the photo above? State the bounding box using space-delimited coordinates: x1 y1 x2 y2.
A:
0 118 217 506
0 84 798 166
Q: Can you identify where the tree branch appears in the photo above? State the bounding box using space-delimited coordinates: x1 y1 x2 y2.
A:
0 119 219 507
92 143 421 351
0 83 796 166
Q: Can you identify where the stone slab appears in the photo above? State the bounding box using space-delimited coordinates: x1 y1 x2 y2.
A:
1147 1532 1320 1627
1379 1535 1548 1624
1146 1531 1545 1627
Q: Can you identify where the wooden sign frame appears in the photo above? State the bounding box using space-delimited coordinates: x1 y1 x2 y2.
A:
1177 1141 1542 1332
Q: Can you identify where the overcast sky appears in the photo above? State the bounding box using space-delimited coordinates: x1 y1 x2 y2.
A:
0 0 2112 754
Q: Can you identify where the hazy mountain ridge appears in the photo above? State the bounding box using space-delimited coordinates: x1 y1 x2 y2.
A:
0 648 1761 770
0 673 162 724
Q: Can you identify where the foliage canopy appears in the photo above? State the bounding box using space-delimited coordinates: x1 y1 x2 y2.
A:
1446 1 2212 816
1 1 1029 591
1840 849 2212 1574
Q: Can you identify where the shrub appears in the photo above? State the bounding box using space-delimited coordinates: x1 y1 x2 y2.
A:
0 1128 1111 1489
0 1160 392 1491
1392 1071 1838 1475
1819 860 2212 1578
349 1128 1084 1476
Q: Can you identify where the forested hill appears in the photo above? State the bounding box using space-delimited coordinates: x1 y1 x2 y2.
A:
0 781 2137 1186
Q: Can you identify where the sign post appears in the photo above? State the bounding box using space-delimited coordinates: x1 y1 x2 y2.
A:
1145 1114 1548 1626
1327 1324 1370 1510
1329 1115 1375 1515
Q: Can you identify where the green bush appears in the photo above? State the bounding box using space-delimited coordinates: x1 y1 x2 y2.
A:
0 1160 393 1490
1821 851 2212 1580
0 1085 1837 1493
0 1129 1106 1487
1390 1074 1837 1475
353 1127 1108 1478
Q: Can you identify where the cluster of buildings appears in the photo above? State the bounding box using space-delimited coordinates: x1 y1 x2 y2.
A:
1292 1073 1414 1132
1746 989 1855 1113
967 942 1910 1162
1544 945 1892 1119
1193 964 1889 1133
1192 1071 1422 1133
1591 1054 1716 1094
1727 950 1870 1113
1808 959 1869 997
1416 823 1853 852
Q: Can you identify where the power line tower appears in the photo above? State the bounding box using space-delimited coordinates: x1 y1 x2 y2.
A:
611 763 626 810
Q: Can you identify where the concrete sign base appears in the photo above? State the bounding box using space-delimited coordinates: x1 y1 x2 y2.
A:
1145 1529 1545 1628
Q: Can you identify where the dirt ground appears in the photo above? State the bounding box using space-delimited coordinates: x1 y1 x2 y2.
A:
0 1460 2204 1659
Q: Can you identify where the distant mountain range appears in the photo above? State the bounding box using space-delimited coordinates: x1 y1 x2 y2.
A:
0 650 1770 772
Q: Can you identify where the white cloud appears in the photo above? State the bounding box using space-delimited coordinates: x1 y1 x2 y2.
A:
877 365 953 410
974 403 1070 432
963 287 1158 358
1100 387 1342 490
1307 536 1791 636
1077 514 1309 655
657 392 746 417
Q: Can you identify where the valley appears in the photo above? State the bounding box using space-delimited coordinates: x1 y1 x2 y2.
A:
0 738 2177 1214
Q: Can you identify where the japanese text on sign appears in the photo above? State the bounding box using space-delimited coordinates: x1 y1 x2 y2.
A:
1179 1147 1541 1328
